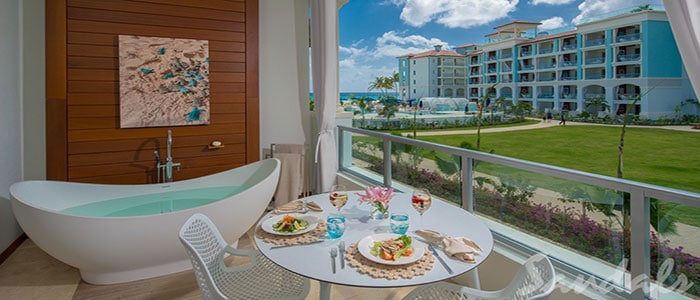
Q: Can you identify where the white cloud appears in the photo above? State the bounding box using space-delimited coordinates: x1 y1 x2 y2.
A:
572 0 661 25
531 0 575 5
395 0 519 29
339 31 449 91
539 16 566 31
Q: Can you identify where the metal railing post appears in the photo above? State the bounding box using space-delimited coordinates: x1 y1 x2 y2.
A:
383 139 392 187
462 156 474 213
630 189 650 299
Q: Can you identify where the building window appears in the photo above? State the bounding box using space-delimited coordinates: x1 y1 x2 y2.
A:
413 89 416 94
413 70 416 75
413 80 416 84
413 60 416 65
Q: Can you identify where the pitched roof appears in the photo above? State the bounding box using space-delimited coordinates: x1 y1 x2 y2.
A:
408 49 466 59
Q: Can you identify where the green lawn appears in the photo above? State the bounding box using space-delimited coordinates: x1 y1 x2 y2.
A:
417 125 700 226
375 119 539 133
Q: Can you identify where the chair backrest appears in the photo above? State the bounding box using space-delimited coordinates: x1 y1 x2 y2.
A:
502 253 557 299
179 213 228 300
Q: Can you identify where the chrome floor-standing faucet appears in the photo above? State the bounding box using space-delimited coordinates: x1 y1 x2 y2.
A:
154 130 181 183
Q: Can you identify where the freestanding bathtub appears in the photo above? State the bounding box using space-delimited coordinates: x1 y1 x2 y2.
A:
9 158 280 284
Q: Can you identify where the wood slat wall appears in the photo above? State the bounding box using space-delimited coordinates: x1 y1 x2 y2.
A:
46 0 259 184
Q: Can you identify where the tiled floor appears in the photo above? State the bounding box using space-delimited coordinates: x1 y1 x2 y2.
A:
0 235 415 300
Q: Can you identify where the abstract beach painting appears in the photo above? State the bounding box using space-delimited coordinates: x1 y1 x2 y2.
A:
119 35 210 128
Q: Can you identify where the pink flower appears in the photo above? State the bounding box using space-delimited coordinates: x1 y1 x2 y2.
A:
355 185 394 213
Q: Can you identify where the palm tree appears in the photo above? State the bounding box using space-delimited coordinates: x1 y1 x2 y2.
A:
476 83 499 150
514 100 532 117
630 4 651 13
391 71 399 97
584 97 610 118
368 76 393 98
354 96 370 128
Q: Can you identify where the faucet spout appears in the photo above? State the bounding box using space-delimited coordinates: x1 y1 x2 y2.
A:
166 130 173 161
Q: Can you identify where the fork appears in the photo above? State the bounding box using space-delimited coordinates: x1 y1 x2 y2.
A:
330 248 338 274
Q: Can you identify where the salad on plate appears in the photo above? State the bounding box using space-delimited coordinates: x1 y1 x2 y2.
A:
370 235 414 261
272 215 309 233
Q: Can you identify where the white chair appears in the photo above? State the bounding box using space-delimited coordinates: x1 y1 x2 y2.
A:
179 213 310 300
403 253 556 300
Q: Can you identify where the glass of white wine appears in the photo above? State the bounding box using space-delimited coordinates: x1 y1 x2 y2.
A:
411 188 431 228
328 185 348 212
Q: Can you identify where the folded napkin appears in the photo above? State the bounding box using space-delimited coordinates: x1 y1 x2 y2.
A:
416 229 482 263
273 200 323 214
305 201 323 212
273 200 304 214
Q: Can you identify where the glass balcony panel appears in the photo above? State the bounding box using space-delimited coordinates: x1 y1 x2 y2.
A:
538 63 556 69
560 61 577 67
585 38 606 47
539 48 554 54
562 44 577 51
521 65 535 70
521 51 532 57
472 162 627 287
617 54 641 62
616 33 640 43
653 200 700 299
501 53 513 59
586 57 605 65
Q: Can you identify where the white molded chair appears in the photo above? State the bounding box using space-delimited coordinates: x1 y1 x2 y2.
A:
404 253 556 300
179 213 310 300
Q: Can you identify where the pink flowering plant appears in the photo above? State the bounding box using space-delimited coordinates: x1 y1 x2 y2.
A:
355 185 395 215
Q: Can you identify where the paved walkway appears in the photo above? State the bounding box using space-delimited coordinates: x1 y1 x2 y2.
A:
410 118 698 137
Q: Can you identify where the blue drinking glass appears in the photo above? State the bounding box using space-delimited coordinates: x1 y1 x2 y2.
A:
326 214 346 239
390 212 409 235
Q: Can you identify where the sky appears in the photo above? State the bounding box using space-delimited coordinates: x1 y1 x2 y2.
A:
338 0 664 92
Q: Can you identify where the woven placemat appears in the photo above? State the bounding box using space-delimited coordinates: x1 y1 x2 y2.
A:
346 243 434 280
256 217 326 246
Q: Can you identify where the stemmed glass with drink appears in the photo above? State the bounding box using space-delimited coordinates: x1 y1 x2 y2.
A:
411 188 431 228
328 185 348 212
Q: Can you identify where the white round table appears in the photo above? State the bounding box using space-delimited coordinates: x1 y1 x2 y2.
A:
254 191 493 299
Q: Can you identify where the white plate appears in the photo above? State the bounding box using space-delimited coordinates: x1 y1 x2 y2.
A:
357 233 425 265
261 214 318 236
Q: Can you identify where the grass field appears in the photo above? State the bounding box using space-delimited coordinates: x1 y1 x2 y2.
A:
417 125 700 226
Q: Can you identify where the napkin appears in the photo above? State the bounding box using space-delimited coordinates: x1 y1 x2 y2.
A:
415 229 482 263
273 200 304 214
273 200 323 214
305 201 323 212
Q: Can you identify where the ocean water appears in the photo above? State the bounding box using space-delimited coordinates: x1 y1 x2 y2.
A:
310 92 398 102
61 186 247 217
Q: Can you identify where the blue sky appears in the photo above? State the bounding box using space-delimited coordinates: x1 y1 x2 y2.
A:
338 0 663 92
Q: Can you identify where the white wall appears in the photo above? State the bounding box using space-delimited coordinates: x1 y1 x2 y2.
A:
21 0 45 180
0 0 24 253
259 0 312 154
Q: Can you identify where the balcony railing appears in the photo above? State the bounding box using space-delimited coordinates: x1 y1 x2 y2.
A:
487 68 497 74
520 77 534 82
617 53 641 62
560 75 577 80
616 32 641 43
501 53 513 59
584 38 605 47
617 72 641 78
539 48 554 55
487 78 498 83
537 93 554 98
521 65 535 70
520 50 532 57
501 92 513 98
501 67 512 72
338 125 700 300
560 93 577 99
585 74 605 80
560 60 577 67
561 44 577 51
585 57 605 65
487 56 498 61
470 59 481 65
538 63 556 69
538 76 555 81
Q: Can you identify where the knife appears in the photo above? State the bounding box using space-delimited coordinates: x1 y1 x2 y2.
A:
428 244 453 274
269 239 324 249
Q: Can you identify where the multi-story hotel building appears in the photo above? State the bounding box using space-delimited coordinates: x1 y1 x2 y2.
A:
397 7 697 119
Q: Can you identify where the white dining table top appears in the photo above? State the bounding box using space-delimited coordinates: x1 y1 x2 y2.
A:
253 191 494 289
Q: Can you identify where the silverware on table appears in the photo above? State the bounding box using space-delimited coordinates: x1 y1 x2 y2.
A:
330 248 338 274
338 241 346 269
428 244 453 274
269 239 324 249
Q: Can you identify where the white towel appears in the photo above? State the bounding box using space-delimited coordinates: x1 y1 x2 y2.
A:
274 153 303 207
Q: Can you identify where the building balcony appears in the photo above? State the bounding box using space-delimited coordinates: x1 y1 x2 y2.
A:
520 50 532 57
470 60 481 65
585 57 605 65
520 77 535 82
617 72 641 78
559 60 577 67
469 93 479 97
501 77 512 83
502 67 512 72
539 48 554 55
521 65 535 71
560 75 577 81
487 78 498 83
487 68 497 74
584 38 605 47
519 93 533 98
538 76 555 81
537 63 556 69
537 93 554 99
585 74 606 80
561 44 577 51
338 125 700 300
616 32 641 43
487 56 498 61
470 71 482 76
501 92 513 98
560 93 577 99
501 53 513 59
617 53 641 62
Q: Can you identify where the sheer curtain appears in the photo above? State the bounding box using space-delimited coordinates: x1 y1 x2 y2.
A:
663 0 700 99
311 0 339 193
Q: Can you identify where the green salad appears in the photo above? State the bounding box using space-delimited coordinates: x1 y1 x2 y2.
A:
370 235 413 261
272 215 309 233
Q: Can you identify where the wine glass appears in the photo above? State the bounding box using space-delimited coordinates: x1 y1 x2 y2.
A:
411 188 431 228
328 185 348 212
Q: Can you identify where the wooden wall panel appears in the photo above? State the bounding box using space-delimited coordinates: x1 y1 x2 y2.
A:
46 0 259 183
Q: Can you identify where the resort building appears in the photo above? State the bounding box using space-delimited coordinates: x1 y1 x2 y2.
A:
398 45 468 100
398 7 698 119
